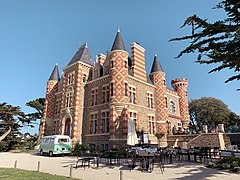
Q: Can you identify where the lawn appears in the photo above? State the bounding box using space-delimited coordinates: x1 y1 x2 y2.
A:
0 168 80 180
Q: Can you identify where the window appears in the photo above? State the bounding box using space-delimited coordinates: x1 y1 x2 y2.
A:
67 72 75 85
125 61 127 68
148 116 155 135
165 97 168 108
111 61 114 68
101 111 110 133
91 89 98 106
55 100 61 114
66 88 74 108
90 113 97 134
147 92 153 108
53 120 58 134
125 83 128 96
110 83 113 96
170 100 176 113
64 118 71 136
83 74 86 83
101 144 109 151
129 86 136 104
129 112 137 129
58 138 69 143
102 85 109 103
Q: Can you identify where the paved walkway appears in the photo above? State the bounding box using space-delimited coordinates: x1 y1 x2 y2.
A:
0 152 239 180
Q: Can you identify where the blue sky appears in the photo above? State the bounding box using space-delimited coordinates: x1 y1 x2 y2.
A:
0 0 239 134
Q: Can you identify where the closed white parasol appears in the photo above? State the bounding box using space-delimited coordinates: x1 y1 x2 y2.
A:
127 118 138 146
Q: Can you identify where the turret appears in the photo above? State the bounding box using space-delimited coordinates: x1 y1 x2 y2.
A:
41 64 60 138
108 30 129 144
109 30 129 115
171 78 190 128
149 55 168 146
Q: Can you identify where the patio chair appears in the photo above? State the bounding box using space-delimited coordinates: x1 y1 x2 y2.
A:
75 150 98 169
155 151 165 174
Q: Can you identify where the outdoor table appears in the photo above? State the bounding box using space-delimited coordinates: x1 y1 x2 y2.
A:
76 157 95 169
106 150 117 165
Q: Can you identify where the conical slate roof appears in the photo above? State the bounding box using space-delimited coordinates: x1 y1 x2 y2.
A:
111 31 126 51
150 55 164 73
49 64 60 81
67 43 94 66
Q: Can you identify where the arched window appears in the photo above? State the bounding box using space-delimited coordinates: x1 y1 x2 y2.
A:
170 101 176 113
65 87 74 108
64 118 71 136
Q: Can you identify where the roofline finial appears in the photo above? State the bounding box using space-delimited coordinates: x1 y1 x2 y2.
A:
85 37 88 48
117 25 120 32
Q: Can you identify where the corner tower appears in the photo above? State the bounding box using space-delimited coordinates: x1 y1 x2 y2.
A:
171 78 190 128
109 30 129 145
149 55 168 146
41 64 60 138
109 30 129 114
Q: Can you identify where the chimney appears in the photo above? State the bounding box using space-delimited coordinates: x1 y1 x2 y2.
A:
131 42 147 82
97 53 106 64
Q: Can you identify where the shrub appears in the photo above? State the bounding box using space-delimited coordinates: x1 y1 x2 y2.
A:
221 163 231 169
233 166 240 173
72 143 87 156
231 161 240 168
207 162 217 168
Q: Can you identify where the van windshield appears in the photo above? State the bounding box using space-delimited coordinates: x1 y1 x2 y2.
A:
58 138 69 143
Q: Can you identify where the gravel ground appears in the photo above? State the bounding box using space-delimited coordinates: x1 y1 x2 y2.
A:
0 152 239 180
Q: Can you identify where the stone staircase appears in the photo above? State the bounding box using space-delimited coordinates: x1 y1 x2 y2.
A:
187 133 226 149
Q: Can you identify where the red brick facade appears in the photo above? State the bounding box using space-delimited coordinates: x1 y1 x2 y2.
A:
41 32 190 150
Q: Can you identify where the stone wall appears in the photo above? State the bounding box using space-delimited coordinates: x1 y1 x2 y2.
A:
167 134 198 147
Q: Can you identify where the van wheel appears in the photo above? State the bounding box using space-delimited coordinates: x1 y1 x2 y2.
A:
49 151 53 157
40 150 44 156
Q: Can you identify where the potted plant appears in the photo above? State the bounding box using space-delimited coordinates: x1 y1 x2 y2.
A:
155 131 165 147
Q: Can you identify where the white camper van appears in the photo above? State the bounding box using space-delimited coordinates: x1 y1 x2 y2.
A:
39 135 71 156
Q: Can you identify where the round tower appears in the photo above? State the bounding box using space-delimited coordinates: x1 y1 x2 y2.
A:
109 30 129 115
41 64 60 139
171 78 190 128
149 55 168 146
108 30 129 148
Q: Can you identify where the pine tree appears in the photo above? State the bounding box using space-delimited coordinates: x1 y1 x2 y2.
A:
0 102 37 151
170 0 240 84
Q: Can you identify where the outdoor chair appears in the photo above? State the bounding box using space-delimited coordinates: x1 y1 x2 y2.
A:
127 149 140 171
155 151 165 174
75 150 99 169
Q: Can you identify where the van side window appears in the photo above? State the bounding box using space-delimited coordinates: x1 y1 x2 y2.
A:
58 138 69 143
43 138 49 143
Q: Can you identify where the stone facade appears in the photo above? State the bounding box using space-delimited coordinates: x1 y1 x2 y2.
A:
41 31 190 151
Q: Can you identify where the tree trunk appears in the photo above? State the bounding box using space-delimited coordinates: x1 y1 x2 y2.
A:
0 127 11 142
